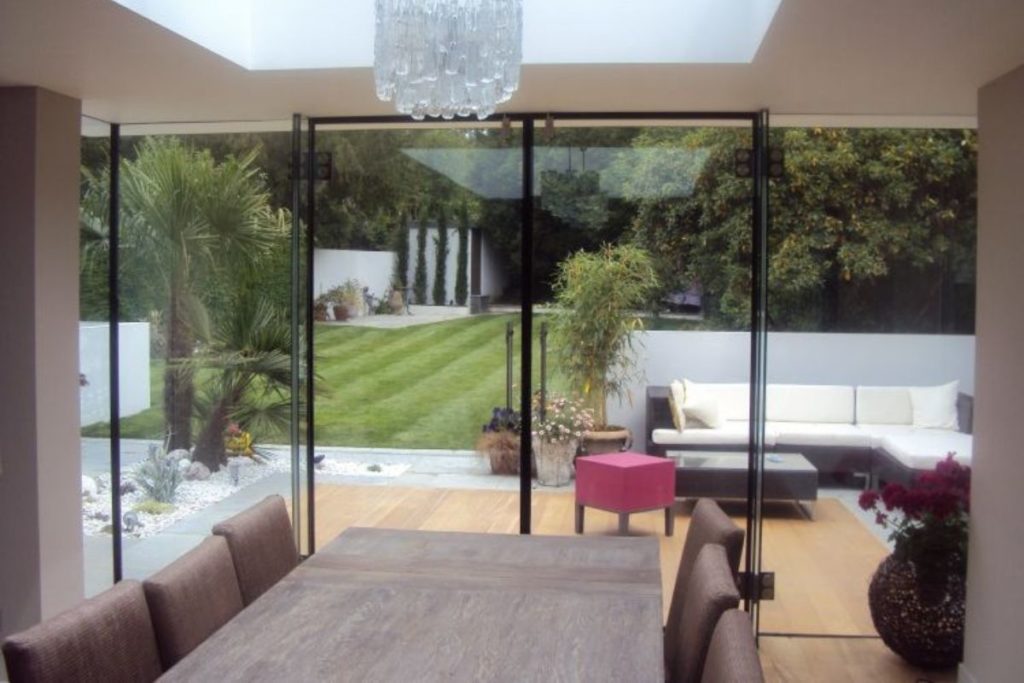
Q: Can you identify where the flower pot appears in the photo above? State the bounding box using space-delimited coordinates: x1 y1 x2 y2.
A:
332 304 351 321
534 439 576 487
388 289 405 314
868 554 966 669
478 432 520 475
580 427 631 456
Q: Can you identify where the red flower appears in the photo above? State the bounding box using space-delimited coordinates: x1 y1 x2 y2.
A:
858 490 879 510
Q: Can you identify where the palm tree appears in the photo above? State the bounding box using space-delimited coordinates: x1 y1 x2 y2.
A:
190 294 294 470
119 138 282 451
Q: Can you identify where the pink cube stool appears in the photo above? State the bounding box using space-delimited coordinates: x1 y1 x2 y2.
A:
575 452 676 536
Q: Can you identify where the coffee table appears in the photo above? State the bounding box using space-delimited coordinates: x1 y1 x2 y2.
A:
667 450 819 519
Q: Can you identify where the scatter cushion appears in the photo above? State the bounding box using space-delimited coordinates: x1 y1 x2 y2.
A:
856 386 914 425
909 381 959 430
669 380 687 431
683 379 725 428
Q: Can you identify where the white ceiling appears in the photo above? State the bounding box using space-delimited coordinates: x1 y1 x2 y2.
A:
2 0 1024 125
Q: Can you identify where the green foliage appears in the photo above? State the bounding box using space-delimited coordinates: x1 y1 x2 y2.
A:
133 500 175 515
414 220 428 304
432 205 449 305
134 447 182 503
455 202 470 306
551 244 658 427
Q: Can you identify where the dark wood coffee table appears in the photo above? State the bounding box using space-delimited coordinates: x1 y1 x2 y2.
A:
667 450 819 519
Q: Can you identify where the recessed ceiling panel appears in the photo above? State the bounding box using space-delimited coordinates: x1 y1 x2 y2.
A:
112 0 782 70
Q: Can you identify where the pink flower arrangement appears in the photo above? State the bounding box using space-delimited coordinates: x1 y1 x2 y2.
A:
531 394 595 444
859 453 970 575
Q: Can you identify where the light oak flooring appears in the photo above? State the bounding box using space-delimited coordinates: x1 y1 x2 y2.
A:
308 484 957 681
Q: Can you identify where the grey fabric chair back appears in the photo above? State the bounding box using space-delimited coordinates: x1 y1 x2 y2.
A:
143 535 245 668
1 580 162 683
665 499 744 677
669 543 741 683
212 494 300 605
699 609 765 683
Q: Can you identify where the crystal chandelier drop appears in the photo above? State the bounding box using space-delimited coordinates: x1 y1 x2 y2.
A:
373 0 523 121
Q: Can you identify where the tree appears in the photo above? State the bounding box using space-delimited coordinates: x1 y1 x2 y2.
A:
414 218 428 304
117 137 282 452
625 127 977 331
432 204 449 305
454 201 469 306
191 294 293 470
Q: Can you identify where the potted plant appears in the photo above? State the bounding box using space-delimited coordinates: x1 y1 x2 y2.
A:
476 407 521 475
858 454 970 669
551 244 657 454
532 394 594 486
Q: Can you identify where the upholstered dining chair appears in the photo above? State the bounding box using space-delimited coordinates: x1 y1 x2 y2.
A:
1 580 162 683
668 543 742 683
700 609 765 683
143 535 245 669
212 494 300 605
665 499 745 679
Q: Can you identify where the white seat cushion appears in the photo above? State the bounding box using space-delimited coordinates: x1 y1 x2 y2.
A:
652 421 777 447
879 432 973 470
854 423 920 448
771 422 873 448
856 386 913 425
766 385 855 424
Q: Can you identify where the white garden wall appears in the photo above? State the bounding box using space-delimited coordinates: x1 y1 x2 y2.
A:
603 331 976 451
313 248 395 304
79 322 151 426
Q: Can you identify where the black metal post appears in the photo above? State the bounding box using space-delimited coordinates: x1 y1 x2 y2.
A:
108 123 123 583
519 119 534 535
289 115 303 552
305 122 317 554
539 322 548 421
506 321 514 411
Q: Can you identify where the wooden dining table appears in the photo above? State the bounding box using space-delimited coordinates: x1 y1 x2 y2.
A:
160 527 664 682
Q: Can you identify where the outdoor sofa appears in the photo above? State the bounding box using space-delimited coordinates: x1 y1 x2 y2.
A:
646 380 973 488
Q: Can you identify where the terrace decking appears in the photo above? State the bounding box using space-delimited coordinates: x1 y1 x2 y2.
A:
307 484 955 683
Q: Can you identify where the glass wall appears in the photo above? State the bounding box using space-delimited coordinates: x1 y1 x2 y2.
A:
80 115 113 595
756 127 976 675
78 121 304 582
308 121 523 546
526 120 759 615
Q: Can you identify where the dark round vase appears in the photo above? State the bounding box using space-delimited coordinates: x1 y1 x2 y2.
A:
868 554 966 669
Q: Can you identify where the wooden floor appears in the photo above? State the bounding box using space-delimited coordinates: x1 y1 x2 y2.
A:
308 484 956 681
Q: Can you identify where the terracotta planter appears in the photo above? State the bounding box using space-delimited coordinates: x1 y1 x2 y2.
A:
332 304 351 321
580 427 631 456
868 554 966 669
479 432 520 475
534 439 576 487
388 289 405 314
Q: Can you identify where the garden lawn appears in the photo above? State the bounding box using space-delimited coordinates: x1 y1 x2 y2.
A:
90 314 563 451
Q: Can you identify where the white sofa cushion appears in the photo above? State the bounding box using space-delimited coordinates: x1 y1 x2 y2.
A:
909 381 959 430
855 423 919 448
652 421 778 448
856 386 913 425
771 422 873 448
879 431 972 470
684 380 749 422
682 379 724 428
766 385 854 424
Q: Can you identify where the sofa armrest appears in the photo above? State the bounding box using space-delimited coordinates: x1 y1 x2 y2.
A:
957 393 973 435
646 386 674 441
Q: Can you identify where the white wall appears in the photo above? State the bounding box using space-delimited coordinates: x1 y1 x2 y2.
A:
313 248 395 305
961 63 1024 683
79 322 151 426
603 331 976 451
0 87 83 639
406 225 462 304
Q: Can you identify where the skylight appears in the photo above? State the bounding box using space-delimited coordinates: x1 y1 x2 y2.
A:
112 0 781 70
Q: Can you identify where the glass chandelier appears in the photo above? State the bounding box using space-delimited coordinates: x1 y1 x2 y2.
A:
373 0 523 120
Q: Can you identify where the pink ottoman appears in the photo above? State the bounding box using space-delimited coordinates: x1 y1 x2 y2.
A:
575 452 676 535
